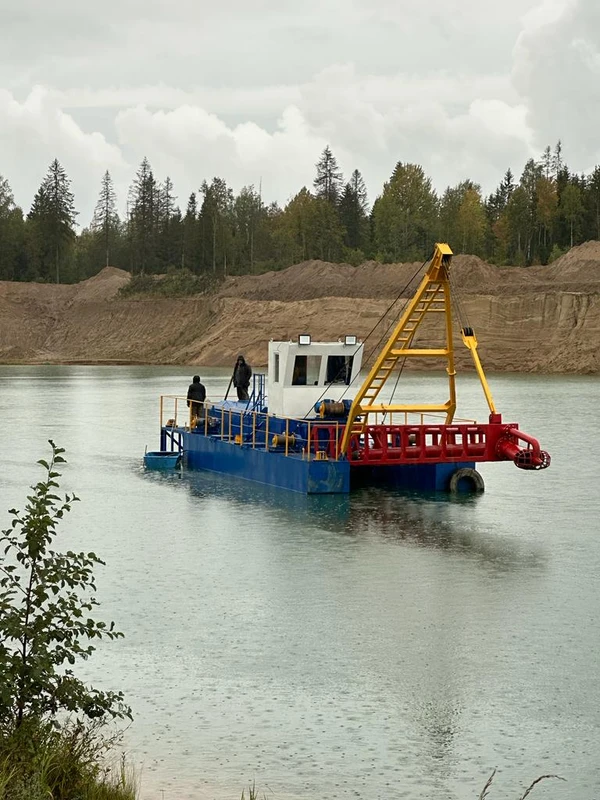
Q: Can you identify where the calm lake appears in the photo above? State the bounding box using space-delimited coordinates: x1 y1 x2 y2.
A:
0 366 598 800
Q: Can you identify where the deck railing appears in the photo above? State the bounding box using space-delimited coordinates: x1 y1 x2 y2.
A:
159 395 342 461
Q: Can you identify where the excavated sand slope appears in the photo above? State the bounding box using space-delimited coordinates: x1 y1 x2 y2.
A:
1 244 600 372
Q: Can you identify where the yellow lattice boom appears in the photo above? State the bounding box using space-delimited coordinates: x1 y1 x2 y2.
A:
340 242 497 455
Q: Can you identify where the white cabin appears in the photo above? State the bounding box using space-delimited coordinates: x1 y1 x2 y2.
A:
267 337 363 418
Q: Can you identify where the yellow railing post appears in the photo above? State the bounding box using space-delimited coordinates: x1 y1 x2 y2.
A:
285 419 289 457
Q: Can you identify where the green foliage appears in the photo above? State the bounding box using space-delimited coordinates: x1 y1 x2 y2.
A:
0 441 130 730
0 719 137 800
128 158 157 275
91 171 120 270
339 172 370 252
313 145 344 204
342 247 366 266
118 268 219 298
549 243 568 263
0 177 25 281
372 162 438 261
7 139 600 281
440 180 486 256
27 160 78 283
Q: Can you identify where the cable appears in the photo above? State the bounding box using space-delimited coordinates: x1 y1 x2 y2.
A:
300 254 433 418
448 269 469 334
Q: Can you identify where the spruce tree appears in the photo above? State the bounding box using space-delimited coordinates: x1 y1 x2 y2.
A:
156 176 180 269
200 178 233 274
28 160 77 283
0 176 25 280
314 146 344 204
128 157 157 274
91 170 119 268
182 193 198 270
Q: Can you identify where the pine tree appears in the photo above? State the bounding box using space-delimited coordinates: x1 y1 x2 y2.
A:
0 176 25 280
560 182 584 247
350 169 369 212
519 159 542 263
584 167 600 240
91 171 119 268
28 159 77 283
156 176 180 269
128 157 157 274
182 193 198 270
200 178 233 274
313 146 344 204
233 186 263 273
540 145 553 179
552 140 563 179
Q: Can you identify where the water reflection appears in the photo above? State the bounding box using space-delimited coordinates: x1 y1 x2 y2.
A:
145 470 546 572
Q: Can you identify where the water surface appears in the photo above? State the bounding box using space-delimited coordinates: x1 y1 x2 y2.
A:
0 366 598 800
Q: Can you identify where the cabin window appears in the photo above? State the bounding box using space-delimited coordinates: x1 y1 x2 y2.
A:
292 355 322 386
326 355 354 385
273 353 280 383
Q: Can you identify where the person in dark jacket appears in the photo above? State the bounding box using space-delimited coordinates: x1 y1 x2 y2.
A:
233 355 252 402
187 375 206 418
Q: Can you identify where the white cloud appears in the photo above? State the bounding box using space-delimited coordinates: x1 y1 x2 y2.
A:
1 0 598 222
512 0 600 168
0 87 127 221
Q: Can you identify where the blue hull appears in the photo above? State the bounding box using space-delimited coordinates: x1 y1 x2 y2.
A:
158 403 480 495
183 431 349 494
351 461 476 492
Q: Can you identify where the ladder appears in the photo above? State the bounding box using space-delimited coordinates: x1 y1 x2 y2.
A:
341 244 458 452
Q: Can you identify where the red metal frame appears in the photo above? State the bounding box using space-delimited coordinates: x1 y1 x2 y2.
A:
345 417 550 470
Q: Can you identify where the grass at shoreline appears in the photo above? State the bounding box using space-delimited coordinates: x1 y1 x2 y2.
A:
0 721 138 800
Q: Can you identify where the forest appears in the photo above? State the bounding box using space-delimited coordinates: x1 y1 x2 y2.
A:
0 141 598 284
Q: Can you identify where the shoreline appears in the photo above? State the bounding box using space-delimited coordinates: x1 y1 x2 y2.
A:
1 359 599 376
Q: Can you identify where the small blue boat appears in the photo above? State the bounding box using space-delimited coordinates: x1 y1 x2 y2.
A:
144 450 181 470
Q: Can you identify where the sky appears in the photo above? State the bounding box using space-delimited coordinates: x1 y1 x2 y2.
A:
0 0 597 224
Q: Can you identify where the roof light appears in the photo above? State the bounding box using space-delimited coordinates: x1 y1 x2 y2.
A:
344 335 357 346
298 334 311 345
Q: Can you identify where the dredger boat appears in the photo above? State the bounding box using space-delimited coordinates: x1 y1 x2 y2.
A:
153 244 551 493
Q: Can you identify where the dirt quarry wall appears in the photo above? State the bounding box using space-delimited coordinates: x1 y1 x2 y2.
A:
1 244 600 373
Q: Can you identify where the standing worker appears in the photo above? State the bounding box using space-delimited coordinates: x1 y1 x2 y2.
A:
187 375 206 419
233 355 252 402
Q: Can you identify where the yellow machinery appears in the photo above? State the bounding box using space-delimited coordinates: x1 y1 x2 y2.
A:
340 243 498 454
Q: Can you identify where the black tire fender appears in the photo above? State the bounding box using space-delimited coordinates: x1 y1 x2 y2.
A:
448 467 485 493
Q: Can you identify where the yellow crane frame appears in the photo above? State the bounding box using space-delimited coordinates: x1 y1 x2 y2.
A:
340 243 497 454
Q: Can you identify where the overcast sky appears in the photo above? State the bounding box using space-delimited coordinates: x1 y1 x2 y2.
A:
0 0 596 223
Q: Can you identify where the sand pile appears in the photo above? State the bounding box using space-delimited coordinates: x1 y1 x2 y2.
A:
221 250 595 302
70 266 131 303
1 248 600 372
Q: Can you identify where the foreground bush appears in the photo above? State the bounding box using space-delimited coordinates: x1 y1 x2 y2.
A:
0 719 137 800
0 442 133 799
